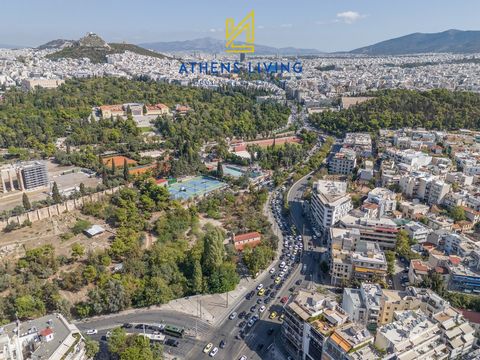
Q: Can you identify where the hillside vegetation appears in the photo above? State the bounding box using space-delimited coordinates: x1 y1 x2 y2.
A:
310 89 480 136
46 43 169 63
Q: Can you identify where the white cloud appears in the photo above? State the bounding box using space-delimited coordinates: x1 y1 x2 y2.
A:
336 11 365 24
280 23 293 28
209 28 222 33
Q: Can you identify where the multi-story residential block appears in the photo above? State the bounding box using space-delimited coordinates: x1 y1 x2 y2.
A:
375 310 450 360
282 290 349 360
311 181 352 233
0 313 86 360
343 133 372 158
363 187 397 218
399 172 451 205
321 323 375 360
329 148 357 175
377 289 422 325
330 241 387 286
404 221 432 243
339 214 399 250
385 148 432 170
434 307 476 359
342 283 382 332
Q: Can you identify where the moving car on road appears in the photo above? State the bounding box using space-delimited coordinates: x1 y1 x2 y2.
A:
85 329 97 335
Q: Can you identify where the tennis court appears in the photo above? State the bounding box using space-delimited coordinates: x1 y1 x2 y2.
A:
168 176 227 200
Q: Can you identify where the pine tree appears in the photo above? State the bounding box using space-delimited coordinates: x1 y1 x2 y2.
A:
111 160 116 174
192 259 203 294
52 182 62 203
142 104 147 115
79 182 86 196
217 161 223 178
123 158 129 181
22 193 31 210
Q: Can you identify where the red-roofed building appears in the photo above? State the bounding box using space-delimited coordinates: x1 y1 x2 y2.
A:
156 178 168 187
100 104 124 118
408 259 431 285
40 328 54 342
460 309 480 345
146 103 170 116
449 255 462 266
233 232 261 251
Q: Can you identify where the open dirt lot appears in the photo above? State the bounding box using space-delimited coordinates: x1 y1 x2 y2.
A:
0 210 114 261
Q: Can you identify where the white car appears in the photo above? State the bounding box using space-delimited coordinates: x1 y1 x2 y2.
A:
283 266 289 272
279 271 285 277
229 312 237 320
279 261 286 269
259 305 266 313
85 329 97 335
269 268 276 274
240 356 248 360
210 347 219 357
256 284 264 291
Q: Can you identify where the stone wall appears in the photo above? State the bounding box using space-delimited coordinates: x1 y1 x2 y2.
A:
0 187 121 230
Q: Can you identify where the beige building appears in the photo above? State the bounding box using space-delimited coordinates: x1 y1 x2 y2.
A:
377 289 421 325
21 78 65 90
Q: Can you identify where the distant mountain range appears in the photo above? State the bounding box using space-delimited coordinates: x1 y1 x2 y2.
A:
139 37 323 56
5 29 479 59
40 33 169 63
350 29 480 55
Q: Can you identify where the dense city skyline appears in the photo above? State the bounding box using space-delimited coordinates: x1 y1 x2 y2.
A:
1 0 480 51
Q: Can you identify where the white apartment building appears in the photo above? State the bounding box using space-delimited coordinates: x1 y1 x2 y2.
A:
404 221 432 243
375 310 450 360
0 313 86 360
342 283 382 332
329 148 357 175
339 214 399 250
311 181 352 233
343 133 372 158
399 172 451 205
386 148 432 170
364 187 397 217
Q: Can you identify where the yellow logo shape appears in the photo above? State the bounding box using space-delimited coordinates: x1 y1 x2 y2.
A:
225 10 255 53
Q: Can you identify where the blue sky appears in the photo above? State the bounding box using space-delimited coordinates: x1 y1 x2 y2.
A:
2 0 479 51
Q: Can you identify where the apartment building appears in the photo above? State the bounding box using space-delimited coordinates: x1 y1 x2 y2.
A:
311 181 352 233
339 214 399 250
328 148 357 175
399 172 451 205
343 133 372 158
282 290 349 360
21 78 65 90
321 323 375 360
330 241 387 286
363 187 397 218
377 289 422 325
0 313 86 360
385 148 432 170
375 310 450 360
434 307 476 359
404 221 432 243
342 283 382 332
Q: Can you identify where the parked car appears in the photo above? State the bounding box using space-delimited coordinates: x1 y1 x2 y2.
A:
229 312 237 320
85 329 97 335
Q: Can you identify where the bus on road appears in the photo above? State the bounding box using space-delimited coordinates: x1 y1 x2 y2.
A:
163 325 185 338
